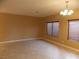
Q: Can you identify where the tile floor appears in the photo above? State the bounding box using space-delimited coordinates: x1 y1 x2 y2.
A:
0 39 79 59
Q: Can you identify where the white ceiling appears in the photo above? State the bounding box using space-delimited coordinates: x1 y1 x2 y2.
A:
0 0 79 17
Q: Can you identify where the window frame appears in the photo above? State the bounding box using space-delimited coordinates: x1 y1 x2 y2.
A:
68 19 79 41
47 21 59 37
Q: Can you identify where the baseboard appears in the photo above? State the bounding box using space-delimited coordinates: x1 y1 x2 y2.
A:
43 39 79 53
0 38 40 44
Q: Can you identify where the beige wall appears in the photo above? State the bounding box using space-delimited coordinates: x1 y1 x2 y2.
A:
42 9 79 54
1 10 79 54
0 13 44 41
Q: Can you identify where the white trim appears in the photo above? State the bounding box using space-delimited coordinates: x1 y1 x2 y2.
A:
52 41 79 52
44 39 79 53
0 38 39 44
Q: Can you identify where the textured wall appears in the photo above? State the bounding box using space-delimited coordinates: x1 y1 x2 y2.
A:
0 13 43 41
42 9 79 54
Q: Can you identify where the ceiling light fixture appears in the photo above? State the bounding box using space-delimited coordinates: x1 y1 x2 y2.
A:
60 0 74 16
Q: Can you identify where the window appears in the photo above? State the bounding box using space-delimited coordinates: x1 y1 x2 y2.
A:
68 20 79 41
47 23 53 35
47 21 59 37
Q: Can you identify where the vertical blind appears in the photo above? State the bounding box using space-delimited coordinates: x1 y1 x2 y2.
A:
69 20 79 41
47 22 59 37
